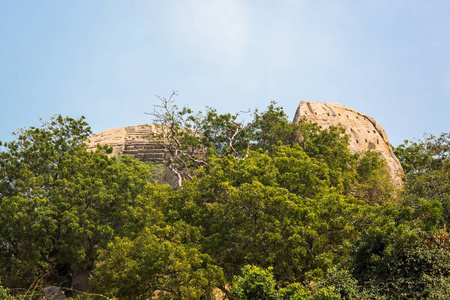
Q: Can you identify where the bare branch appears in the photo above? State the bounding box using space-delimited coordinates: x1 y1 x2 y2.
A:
145 93 251 187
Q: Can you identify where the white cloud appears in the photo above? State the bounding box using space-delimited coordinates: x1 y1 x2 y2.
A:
166 0 251 66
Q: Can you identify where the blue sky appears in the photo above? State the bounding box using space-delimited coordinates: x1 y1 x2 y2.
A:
1 0 449 146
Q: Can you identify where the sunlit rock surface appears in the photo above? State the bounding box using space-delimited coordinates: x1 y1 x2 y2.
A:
86 124 168 161
86 124 177 187
293 101 404 186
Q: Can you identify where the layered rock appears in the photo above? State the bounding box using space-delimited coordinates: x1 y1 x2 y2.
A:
86 124 177 187
86 124 168 162
293 101 404 186
87 102 404 187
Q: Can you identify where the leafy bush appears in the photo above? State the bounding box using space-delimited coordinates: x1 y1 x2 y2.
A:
0 115 160 289
92 224 224 300
231 265 278 300
0 282 13 300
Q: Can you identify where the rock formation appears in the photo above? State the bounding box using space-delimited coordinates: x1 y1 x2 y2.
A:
87 102 404 187
293 101 404 186
86 124 168 161
86 124 178 187
43 286 66 300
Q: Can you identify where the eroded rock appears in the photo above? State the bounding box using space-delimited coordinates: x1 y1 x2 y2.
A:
293 101 404 186
86 124 168 161
43 286 66 300
86 124 178 187
88 103 404 187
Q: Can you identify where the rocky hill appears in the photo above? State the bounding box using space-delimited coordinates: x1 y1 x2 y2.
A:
87 101 404 186
86 124 168 161
86 124 178 187
293 101 404 186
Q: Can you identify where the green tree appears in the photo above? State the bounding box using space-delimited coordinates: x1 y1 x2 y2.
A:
231 265 278 300
353 149 396 204
316 267 367 300
0 102 404 298
345 132 450 299
148 95 393 202
150 99 395 284
246 103 300 153
170 146 368 283
351 222 450 299
0 280 14 300
394 132 449 175
0 115 160 290
91 223 224 300
395 133 450 222
230 265 346 300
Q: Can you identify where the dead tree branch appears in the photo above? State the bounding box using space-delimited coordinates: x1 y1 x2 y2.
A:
145 92 250 187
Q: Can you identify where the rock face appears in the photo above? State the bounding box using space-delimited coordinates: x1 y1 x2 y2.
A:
293 101 404 186
86 124 178 187
86 124 168 161
43 286 66 300
87 102 404 187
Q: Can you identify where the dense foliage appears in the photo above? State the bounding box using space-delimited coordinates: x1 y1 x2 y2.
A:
0 116 165 291
0 102 448 299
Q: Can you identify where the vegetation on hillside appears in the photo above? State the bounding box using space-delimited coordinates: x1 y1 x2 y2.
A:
0 101 448 299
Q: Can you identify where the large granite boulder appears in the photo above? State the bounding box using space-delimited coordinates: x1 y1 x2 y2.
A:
293 101 404 186
87 102 404 187
86 124 168 162
86 124 178 187
43 286 66 300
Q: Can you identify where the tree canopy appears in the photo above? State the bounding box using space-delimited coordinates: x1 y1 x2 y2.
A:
0 115 162 290
0 102 448 300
